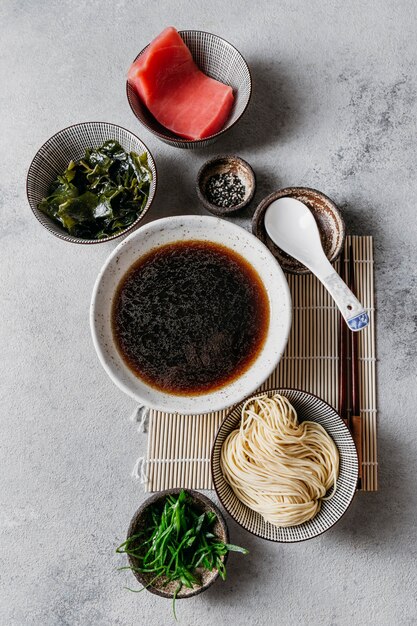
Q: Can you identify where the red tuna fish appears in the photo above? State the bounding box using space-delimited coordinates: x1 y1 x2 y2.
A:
128 27 234 140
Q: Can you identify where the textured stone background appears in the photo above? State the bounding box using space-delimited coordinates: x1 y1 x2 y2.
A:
1 1 416 625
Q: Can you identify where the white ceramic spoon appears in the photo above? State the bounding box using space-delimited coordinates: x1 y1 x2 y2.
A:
264 197 369 331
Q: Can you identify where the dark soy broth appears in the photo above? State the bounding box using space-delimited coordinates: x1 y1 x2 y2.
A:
112 240 269 395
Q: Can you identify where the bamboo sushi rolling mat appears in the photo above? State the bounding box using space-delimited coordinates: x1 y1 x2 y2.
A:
141 235 377 492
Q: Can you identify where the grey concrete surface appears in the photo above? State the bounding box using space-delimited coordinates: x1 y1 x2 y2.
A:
1 1 417 625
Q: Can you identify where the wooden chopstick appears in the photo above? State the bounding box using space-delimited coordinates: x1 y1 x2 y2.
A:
338 243 362 488
349 243 363 487
338 245 349 426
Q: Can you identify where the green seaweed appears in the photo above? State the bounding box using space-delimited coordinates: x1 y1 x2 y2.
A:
38 140 152 239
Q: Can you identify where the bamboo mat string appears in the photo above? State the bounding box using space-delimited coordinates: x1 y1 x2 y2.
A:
130 405 150 433
131 456 149 484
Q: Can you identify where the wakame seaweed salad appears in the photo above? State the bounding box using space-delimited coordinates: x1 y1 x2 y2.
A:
38 140 152 239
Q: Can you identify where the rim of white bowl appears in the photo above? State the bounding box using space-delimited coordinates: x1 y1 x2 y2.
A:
90 215 292 414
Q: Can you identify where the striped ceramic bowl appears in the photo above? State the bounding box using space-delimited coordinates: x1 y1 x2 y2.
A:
126 31 252 149
211 388 358 543
26 122 157 244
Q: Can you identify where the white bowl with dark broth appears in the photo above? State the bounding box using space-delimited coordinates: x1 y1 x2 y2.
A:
90 215 292 414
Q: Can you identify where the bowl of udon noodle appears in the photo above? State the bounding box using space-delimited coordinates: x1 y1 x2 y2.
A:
211 388 358 542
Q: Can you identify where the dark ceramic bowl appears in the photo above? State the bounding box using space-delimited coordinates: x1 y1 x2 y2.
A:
196 155 256 215
26 122 157 245
126 489 229 598
252 187 345 274
211 388 358 543
127 30 252 149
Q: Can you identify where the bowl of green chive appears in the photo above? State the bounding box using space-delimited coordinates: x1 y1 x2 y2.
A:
117 489 248 614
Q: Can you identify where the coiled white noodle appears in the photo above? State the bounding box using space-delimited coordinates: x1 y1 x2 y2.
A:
220 394 339 527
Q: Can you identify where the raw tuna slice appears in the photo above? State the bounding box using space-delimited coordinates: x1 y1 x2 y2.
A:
128 27 234 140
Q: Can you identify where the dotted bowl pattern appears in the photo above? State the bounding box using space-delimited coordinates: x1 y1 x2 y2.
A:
126 30 252 149
211 388 358 543
26 122 157 244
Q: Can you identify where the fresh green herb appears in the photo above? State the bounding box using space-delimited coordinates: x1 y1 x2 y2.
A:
38 139 152 240
116 490 248 619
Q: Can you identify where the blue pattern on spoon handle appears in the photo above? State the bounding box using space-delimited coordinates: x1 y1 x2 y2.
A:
323 271 369 331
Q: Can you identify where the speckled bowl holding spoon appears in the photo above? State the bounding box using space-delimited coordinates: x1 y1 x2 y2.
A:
252 187 345 274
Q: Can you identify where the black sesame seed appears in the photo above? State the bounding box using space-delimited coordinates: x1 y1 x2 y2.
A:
205 173 246 208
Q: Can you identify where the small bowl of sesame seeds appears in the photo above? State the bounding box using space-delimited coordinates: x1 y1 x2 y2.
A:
196 155 256 216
